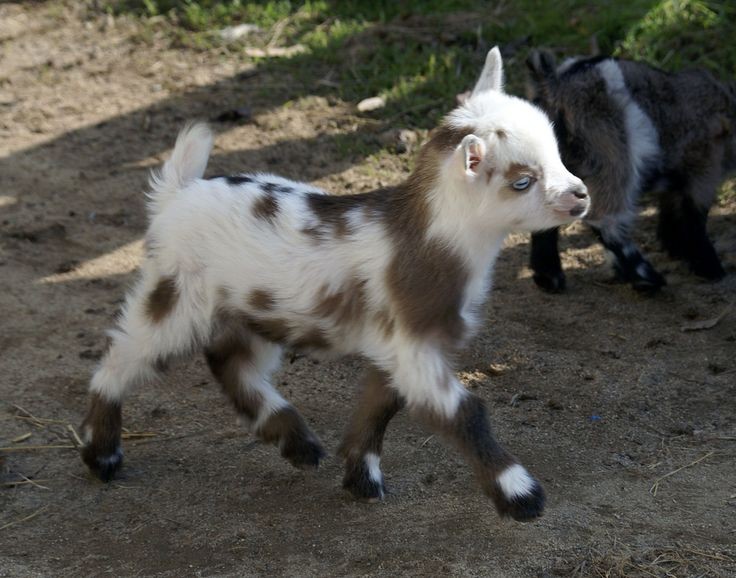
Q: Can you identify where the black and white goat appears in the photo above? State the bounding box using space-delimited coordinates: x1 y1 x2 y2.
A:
80 48 589 521
526 51 734 293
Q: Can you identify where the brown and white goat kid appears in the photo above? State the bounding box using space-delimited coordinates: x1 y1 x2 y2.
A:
80 48 589 522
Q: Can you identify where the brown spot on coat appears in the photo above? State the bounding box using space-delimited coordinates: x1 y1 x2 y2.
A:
249 289 275 311
312 278 368 326
252 192 280 222
145 276 178 323
504 163 540 182
305 193 354 240
386 239 469 345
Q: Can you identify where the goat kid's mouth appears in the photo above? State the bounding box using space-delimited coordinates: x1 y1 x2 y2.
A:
553 202 589 220
552 199 590 220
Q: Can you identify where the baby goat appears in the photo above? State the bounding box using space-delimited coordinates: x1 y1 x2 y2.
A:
80 48 589 522
526 51 734 293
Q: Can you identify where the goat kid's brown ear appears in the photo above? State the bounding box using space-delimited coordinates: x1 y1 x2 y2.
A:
461 134 487 175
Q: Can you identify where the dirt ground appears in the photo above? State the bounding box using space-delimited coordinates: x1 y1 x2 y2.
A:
1 3 735 577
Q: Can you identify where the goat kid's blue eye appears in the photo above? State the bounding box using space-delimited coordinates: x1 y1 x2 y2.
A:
512 176 532 191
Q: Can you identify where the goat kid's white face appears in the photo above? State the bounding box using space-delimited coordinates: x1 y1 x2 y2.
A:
453 47 590 232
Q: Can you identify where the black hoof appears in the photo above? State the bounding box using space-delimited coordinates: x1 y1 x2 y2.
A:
494 480 546 522
343 460 385 502
281 434 325 470
533 270 566 293
631 269 667 294
81 445 123 482
690 258 726 281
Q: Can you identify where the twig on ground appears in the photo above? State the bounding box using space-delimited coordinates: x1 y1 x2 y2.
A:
2 478 50 488
649 451 715 496
0 444 76 452
0 505 49 531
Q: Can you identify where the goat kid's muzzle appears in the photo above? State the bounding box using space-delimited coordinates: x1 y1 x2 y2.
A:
553 184 590 219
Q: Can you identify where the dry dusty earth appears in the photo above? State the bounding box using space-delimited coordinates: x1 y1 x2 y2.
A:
1 3 735 577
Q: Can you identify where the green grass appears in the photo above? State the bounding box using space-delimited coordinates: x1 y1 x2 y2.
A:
619 0 736 74
102 0 736 126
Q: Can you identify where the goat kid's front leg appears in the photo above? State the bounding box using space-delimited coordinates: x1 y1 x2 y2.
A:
339 367 405 501
530 227 566 293
392 352 545 521
424 391 546 521
591 221 665 293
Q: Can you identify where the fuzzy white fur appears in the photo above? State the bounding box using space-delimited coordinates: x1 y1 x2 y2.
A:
497 464 536 499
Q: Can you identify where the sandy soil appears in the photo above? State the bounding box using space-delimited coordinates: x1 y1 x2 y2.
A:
1 3 735 577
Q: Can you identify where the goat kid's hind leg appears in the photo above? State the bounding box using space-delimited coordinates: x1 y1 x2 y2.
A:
658 191 725 280
591 220 665 293
530 228 567 293
205 327 325 469
392 351 545 521
339 367 404 501
81 274 201 481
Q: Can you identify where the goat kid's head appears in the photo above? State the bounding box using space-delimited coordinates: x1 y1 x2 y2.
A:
445 47 589 232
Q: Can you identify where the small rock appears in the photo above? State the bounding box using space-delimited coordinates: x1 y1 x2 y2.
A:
219 24 260 43
357 96 386 113
487 363 510 376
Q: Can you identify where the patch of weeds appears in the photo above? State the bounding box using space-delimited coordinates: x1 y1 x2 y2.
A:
719 178 736 206
98 0 736 127
331 131 379 161
618 0 736 76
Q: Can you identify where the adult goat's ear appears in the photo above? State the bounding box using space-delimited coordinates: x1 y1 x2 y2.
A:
471 46 504 97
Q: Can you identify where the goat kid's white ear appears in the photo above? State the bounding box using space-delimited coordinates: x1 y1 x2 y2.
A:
471 46 504 97
460 134 487 176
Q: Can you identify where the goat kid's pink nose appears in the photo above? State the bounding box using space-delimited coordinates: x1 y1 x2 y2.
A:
568 184 588 200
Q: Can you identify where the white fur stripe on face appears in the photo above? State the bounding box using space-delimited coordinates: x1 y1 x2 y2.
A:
364 453 383 484
497 464 535 499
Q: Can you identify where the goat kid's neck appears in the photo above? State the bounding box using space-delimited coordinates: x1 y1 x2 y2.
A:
422 175 509 275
